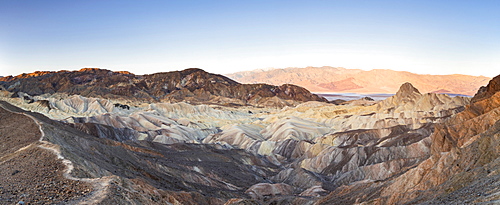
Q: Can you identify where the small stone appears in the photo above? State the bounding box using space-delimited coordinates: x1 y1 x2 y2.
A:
17 201 25 205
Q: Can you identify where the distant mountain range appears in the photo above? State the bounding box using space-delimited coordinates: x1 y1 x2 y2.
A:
226 66 490 96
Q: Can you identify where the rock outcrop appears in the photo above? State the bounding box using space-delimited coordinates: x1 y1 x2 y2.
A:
471 74 500 103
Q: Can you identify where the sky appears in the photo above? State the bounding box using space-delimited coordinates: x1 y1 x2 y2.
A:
0 0 499 77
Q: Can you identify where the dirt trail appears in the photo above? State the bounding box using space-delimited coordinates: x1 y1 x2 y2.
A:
0 103 115 204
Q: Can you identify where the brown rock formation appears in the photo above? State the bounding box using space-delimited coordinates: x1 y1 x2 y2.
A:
227 66 490 96
471 74 500 103
0 68 326 107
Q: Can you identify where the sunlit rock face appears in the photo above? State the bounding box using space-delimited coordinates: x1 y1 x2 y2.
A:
1 67 494 205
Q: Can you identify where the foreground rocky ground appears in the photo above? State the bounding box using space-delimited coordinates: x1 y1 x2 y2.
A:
0 69 499 204
0 105 91 204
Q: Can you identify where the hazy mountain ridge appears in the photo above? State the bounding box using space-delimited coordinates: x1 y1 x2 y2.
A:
226 66 490 96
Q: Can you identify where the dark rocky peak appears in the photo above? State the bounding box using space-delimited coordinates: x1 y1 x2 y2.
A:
396 82 421 97
276 84 322 101
174 68 238 84
148 68 207 76
143 68 240 89
471 74 500 103
179 68 207 75
383 82 423 105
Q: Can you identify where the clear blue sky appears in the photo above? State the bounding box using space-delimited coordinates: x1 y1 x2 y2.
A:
1 0 499 77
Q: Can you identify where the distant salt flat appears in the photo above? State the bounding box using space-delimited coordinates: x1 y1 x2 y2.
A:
316 93 471 101
316 93 395 101
435 93 472 98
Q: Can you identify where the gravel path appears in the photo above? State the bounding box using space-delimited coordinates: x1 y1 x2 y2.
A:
0 106 92 204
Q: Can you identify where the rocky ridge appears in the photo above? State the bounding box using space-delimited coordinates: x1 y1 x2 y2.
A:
0 68 326 108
